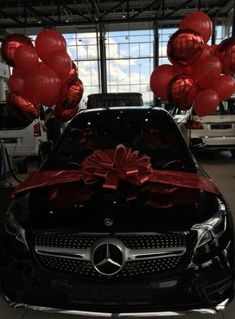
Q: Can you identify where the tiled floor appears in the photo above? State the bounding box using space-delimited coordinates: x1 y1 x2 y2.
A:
0 152 235 318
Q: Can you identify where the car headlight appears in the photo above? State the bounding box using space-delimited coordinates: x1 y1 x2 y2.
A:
5 206 29 250
191 198 227 254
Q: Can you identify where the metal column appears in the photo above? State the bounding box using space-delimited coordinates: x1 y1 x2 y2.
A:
211 17 216 45
0 78 6 101
99 24 107 94
153 21 160 107
232 0 235 37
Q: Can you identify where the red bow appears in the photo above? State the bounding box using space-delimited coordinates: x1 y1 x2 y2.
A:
82 144 152 190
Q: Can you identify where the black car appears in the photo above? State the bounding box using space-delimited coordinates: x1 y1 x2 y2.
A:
0 107 234 317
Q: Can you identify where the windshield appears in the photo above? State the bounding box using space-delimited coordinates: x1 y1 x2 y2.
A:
44 109 195 171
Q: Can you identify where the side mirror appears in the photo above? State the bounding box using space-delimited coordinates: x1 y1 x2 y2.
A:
38 141 53 167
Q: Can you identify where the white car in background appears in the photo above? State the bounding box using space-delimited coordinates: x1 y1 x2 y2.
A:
0 101 45 158
171 98 235 157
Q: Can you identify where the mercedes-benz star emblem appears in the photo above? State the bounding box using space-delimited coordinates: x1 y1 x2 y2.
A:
104 217 113 227
92 239 125 276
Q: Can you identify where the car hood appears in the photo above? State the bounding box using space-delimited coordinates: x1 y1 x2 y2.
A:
12 187 220 233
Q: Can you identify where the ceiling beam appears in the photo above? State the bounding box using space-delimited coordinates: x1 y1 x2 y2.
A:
26 5 57 23
130 0 161 20
63 4 93 22
100 0 127 19
1 11 229 31
163 0 196 18
0 9 24 25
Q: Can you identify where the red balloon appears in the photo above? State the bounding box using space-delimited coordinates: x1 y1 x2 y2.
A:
14 44 39 73
35 29 66 62
54 103 79 122
70 62 78 78
150 64 177 99
211 44 218 55
6 92 40 122
225 38 235 74
59 78 84 109
174 63 194 76
25 63 61 106
1 33 33 67
45 50 72 80
194 89 219 116
8 70 25 96
212 75 235 101
219 38 235 74
167 29 204 66
179 11 212 43
61 62 78 85
167 75 199 110
194 56 222 89
200 44 213 59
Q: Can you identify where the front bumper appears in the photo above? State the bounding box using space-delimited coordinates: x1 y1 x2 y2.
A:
1 294 230 317
0 222 234 316
190 137 235 151
0 250 233 316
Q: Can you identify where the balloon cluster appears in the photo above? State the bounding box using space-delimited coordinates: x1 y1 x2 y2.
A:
1 30 84 122
150 11 235 116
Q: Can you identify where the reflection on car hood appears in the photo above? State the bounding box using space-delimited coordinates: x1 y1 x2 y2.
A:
13 188 220 233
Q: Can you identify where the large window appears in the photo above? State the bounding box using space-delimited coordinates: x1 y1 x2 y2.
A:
66 32 100 108
27 24 229 108
106 30 154 105
158 27 177 65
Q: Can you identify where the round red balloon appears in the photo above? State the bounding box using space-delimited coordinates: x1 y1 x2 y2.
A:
200 44 213 59
70 62 78 78
25 63 61 106
194 89 219 116
179 11 212 43
54 103 79 122
1 34 33 67
212 75 235 101
14 44 39 73
215 38 235 74
59 78 84 109
8 70 25 96
35 29 66 62
174 63 194 76
167 29 204 66
45 50 72 80
167 75 199 110
6 92 40 122
194 55 222 89
150 64 177 99
211 44 218 54
61 62 78 85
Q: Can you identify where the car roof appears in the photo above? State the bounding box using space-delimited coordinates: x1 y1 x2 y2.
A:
78 106 169 116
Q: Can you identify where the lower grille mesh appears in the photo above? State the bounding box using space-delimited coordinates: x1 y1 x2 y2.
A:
38 255 183 279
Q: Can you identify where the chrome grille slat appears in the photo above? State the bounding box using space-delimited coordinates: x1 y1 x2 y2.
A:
35 245 186 261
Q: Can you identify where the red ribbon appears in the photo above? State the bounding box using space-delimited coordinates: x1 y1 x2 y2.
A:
82 144 152 190
13 145 221 199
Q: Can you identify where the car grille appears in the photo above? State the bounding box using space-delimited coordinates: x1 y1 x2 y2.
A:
33 232 188 279
37 255 183 279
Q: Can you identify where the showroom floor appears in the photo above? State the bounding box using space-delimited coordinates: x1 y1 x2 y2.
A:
0 151 235 319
